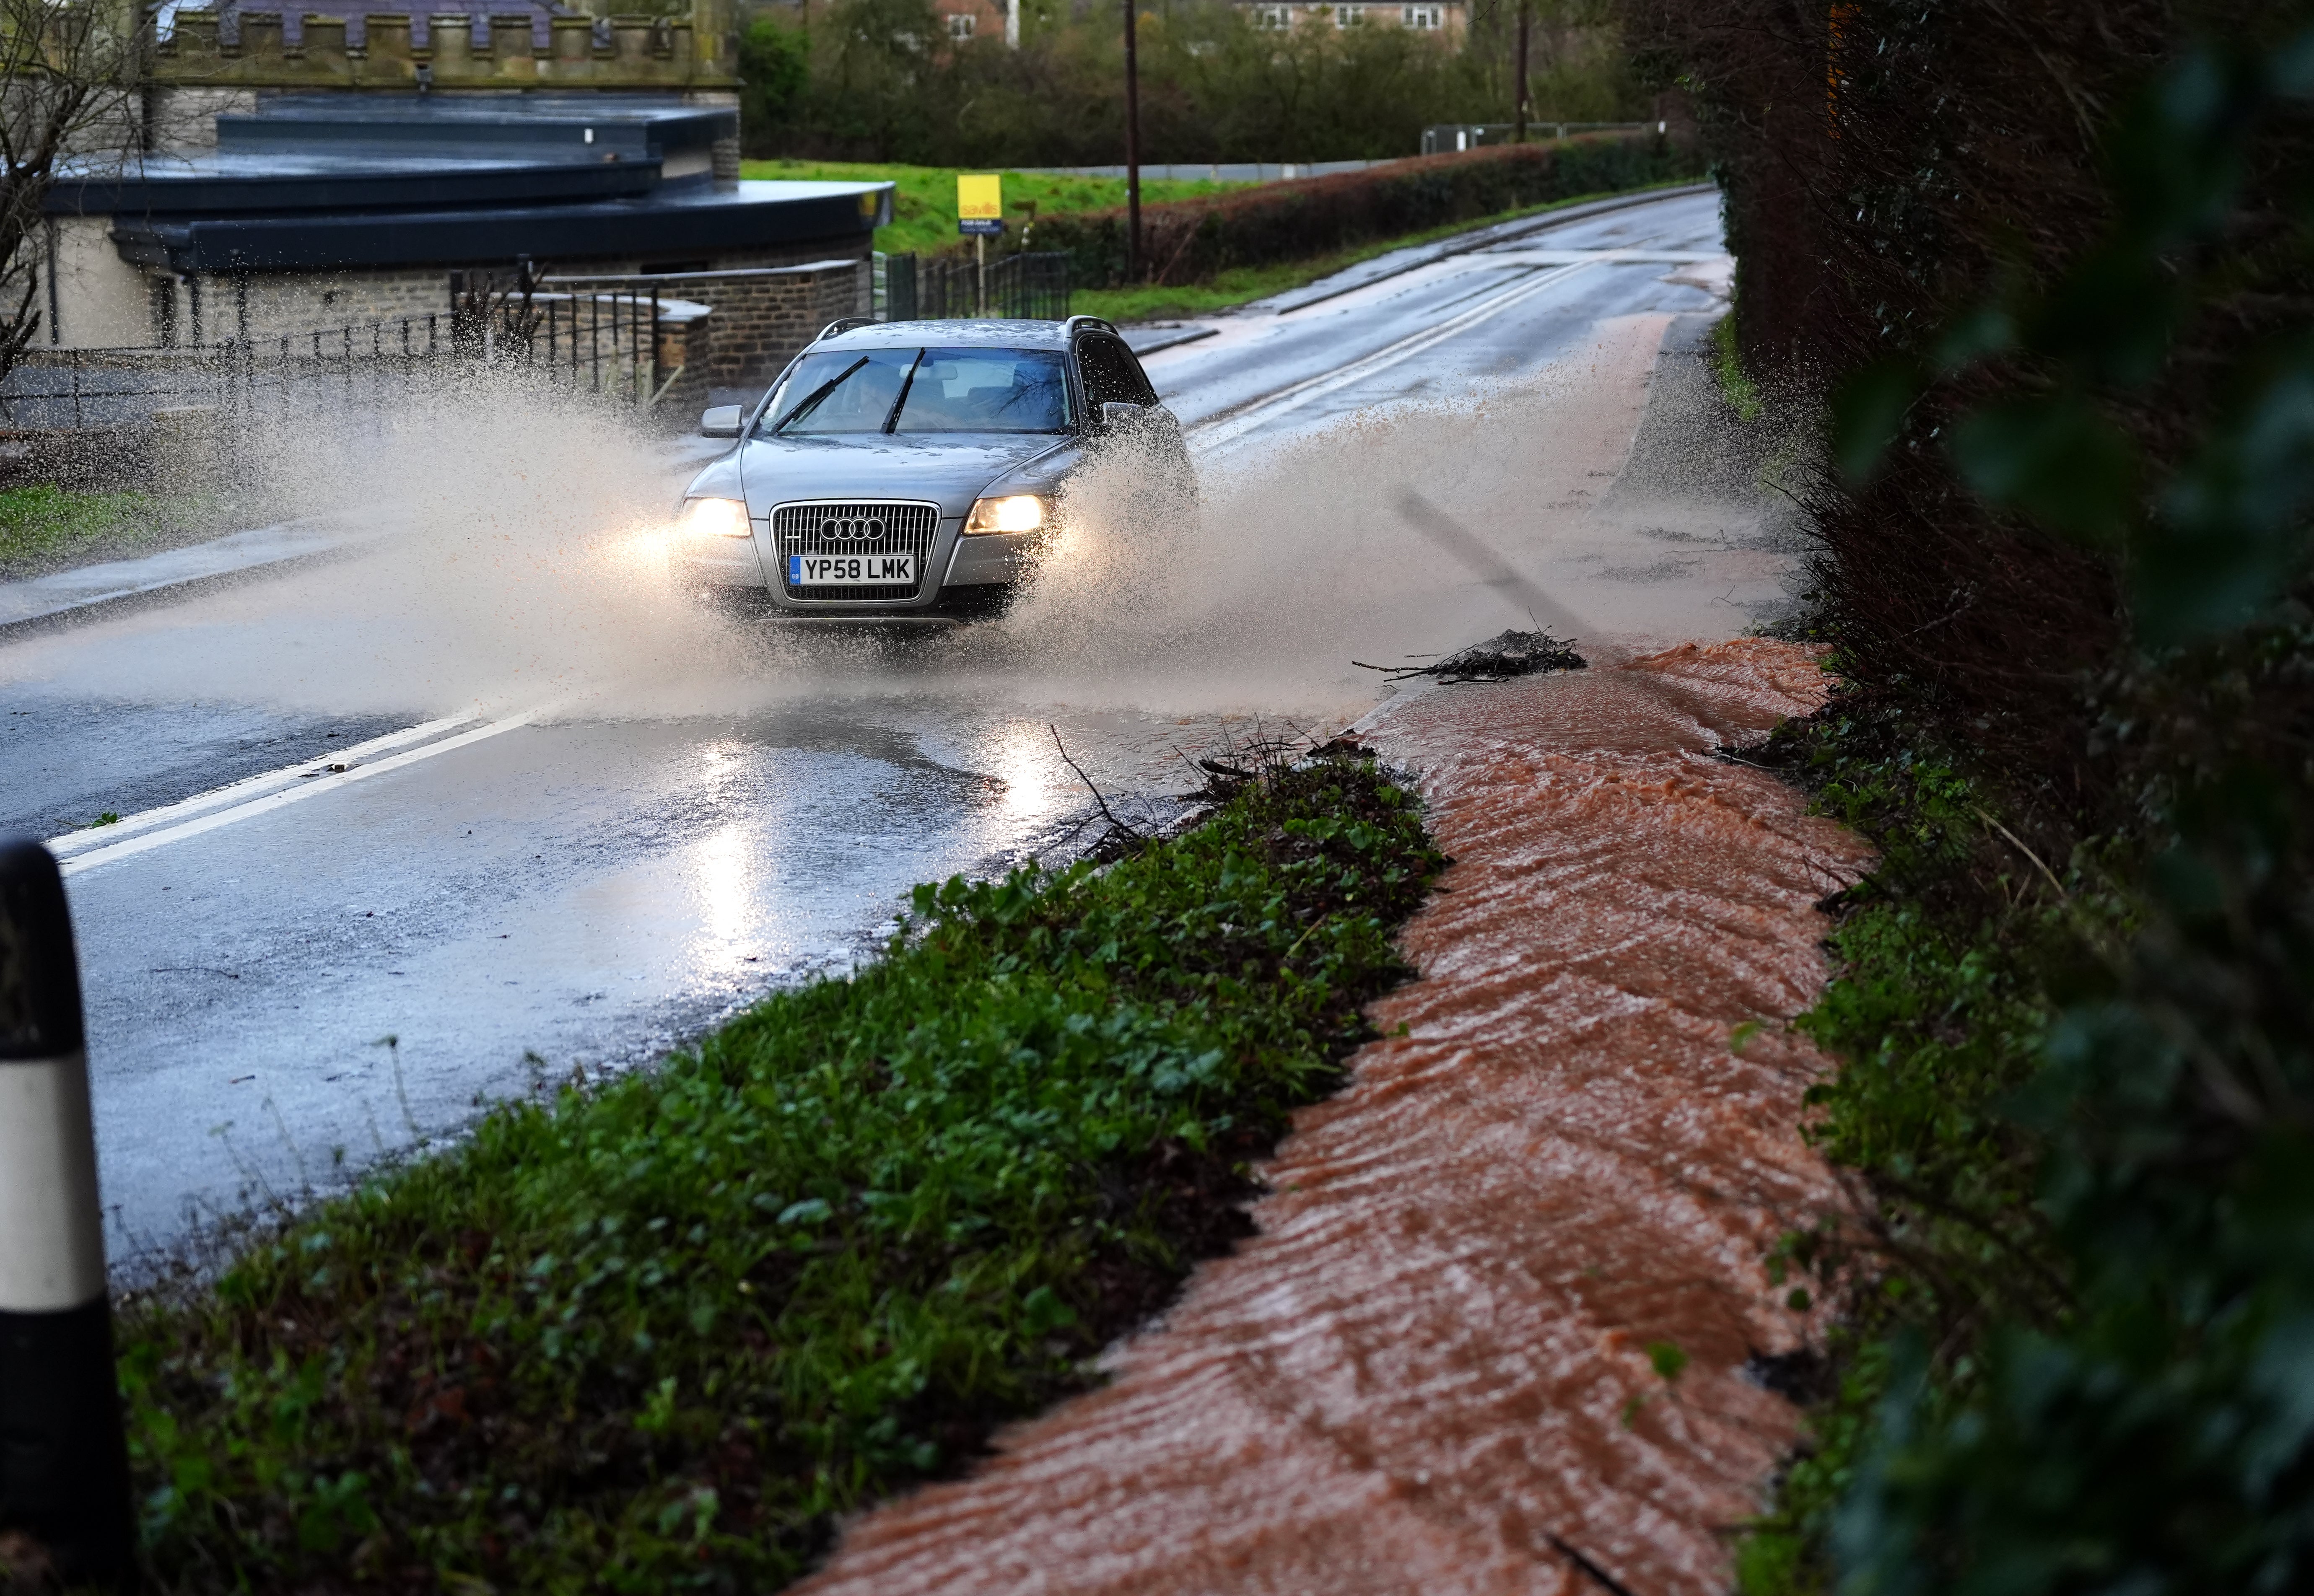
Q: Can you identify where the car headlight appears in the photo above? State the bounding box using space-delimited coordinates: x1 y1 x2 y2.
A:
679 496 752 537
963 494 1049 535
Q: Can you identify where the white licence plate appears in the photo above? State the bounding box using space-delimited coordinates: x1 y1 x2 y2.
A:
788 552 916 586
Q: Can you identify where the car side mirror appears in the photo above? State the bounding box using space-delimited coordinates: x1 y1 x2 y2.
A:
700 404 742 438
1099 401 1150 431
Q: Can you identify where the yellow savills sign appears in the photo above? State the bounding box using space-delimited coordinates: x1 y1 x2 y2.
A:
957 174 1003 221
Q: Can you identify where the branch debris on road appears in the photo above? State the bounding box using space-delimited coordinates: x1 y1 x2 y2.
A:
1355 629 1587 685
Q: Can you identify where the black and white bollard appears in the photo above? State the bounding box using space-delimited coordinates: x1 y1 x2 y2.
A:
0 837 133 1586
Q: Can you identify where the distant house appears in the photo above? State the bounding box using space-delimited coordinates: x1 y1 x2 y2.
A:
1240 0 1466 38
929 0 1015 46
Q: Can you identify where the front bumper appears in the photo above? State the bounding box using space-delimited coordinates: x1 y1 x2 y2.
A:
670 521 1045 610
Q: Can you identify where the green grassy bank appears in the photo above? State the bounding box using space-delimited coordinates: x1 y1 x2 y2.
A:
738 159 1245 259
0 484 156 578
117 747 1443 1593
1731 702 2101 1595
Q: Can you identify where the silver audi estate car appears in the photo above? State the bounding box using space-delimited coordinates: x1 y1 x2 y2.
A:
671 315 1190 617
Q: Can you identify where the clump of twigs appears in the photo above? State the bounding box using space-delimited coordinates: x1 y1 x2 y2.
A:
1051 723 1395 866
1354 629 1586 685
1050 723 1151 864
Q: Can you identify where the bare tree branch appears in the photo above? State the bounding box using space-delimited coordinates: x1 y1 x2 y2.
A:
0 0 146 376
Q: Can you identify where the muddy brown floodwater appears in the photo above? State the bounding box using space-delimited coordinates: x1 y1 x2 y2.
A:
794 638 1874 1596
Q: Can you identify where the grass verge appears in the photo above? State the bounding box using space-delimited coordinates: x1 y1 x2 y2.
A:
1729 696 2126 1594
737 159 1245 259
0 484 156 578
121 744 1444 1593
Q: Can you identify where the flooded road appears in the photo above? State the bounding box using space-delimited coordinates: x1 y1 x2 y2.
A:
792 640 1870 1596
0 187 1791 1260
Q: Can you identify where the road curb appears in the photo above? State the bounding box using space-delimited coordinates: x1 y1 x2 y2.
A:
0 518 358 644
1119 323 1221 357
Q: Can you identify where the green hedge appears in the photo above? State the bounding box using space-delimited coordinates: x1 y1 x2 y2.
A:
1022 134 1706 290
120 751 1442 1593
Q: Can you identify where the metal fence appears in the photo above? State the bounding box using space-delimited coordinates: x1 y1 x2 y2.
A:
1014 159 1399 182
1420 121 1667 155
880 251 1071 323
0 275 670 433
449 269 665 403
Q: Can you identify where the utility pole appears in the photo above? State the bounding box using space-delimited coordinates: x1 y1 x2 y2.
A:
1512 0 1530 142
1123 0 1142 282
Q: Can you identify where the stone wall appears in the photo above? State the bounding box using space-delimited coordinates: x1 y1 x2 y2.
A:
141 88 260 151
548 259 870 393
49 239 870 352
211 267 454 347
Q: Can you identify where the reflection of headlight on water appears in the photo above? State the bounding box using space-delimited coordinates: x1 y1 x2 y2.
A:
964 493 1049 535
677 497 752 538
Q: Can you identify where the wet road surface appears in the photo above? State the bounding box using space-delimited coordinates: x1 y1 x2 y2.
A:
0 187 1767 1259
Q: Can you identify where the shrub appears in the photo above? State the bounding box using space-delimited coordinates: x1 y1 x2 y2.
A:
736 16 810 149
1024 132 1703 288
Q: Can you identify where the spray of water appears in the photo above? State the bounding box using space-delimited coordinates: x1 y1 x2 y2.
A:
6 319 1786 726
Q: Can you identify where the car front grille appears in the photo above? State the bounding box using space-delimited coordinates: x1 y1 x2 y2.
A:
773 499 941 601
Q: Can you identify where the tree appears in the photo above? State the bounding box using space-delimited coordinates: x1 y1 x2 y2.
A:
0 0 143 378
737 13 810 154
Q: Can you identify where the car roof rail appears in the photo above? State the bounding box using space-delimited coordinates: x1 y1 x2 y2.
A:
1063 314 1120 338
816 316 879 341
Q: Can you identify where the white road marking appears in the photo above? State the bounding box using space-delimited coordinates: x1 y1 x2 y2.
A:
45 714 483 858
1188 259 1601 450
53 710 541 877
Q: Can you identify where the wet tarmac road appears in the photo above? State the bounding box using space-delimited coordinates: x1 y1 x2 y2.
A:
0 187 1756 1260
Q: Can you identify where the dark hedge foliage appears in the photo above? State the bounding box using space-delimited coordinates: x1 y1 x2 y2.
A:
1636 8 2314 1594
1024 132 1704 289
1622 0 2310 837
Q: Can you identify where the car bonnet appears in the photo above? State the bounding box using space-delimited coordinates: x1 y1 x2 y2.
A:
738 431 1072 520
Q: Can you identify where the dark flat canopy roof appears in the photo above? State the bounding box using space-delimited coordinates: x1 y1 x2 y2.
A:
50 93 885 275
216 95 735 160
107 179 891 272
51 149 662 216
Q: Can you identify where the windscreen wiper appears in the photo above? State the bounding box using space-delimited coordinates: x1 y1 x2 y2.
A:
773 357 869 433
881 350 927 434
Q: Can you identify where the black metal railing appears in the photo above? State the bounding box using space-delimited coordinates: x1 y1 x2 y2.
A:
451 269 664 403
881 251 1070 323
0 292 668 433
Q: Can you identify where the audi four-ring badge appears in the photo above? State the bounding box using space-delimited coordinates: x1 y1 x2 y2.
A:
672 316 1194 618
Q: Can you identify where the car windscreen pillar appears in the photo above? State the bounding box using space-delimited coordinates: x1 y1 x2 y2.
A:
0 837 134 1588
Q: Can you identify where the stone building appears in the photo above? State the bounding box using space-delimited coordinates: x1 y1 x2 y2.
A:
31 0 894 390
45 96 888 353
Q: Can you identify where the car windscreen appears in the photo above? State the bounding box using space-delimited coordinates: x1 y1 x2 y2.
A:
763 349 916 435
761 346 1071 436
890 349 1071 433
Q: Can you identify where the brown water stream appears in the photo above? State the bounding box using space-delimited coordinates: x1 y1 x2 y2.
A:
796 639 1872 1596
